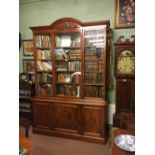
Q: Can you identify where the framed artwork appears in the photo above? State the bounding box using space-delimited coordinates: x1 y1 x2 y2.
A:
23 40 34 56
23 59 35 73
115 0 135 28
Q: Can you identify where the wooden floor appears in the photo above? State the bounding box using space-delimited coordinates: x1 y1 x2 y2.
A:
20 126 111 155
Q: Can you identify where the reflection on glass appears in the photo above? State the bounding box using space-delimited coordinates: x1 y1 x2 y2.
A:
35 35 51 48
55 33 80 47
84 29 106 98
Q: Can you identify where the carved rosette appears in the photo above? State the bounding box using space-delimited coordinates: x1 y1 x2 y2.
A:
54 22 80 30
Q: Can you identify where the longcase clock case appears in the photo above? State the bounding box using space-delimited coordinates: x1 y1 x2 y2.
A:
30 18 111 144
113 36 135 127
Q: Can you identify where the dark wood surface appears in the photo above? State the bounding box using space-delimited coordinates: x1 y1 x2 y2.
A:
116 79 135 114
32 98 107 144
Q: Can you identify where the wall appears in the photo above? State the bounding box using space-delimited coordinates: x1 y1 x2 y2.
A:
19 0 135 122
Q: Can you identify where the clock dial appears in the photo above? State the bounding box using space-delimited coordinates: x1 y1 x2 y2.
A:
21 74 27 80
117 50 135 74
20 73 30 81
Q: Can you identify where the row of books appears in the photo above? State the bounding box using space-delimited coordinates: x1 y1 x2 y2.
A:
37 84 52 95
37 49 51 60
36 84 104 97
35 35 51 48
68 61 81 71
57 72 81 84
55 48 81 60
37 72 52 83
57 73 71 83
85 61 99 71
37 61 52 71
84 86 104 97
55 61 67 71
56 60 81 72
84 73 103 84
85 47 103 59
36 47 103 61
55 34 80 47
57 85 80 97
85 61 103 72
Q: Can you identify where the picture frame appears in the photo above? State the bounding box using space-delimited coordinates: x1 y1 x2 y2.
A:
115 0 135 29
23 59 35 73
23 40 34 56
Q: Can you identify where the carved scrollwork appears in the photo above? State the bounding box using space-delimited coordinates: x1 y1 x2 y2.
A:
117 35 135 43
54 22 80 30
130 35 135 42
117 36 126 42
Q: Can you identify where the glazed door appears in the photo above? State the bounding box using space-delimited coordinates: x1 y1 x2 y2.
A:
83 27 107 98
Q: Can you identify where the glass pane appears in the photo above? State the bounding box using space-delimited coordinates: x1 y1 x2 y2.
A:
55 33 80 47
56 84 80 97
36 72 53 96
84 86 104 98
34 34 52 96
37 83 52 96
37 49 51 60
37 60 52 71
35 35 51 48
54 32 81 97
84 73 103 85
84 29 106 98
37 72 52 83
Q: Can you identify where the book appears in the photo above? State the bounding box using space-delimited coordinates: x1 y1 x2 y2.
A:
64 74 71 83
55 48 68 60
84 86 98 97
58 73 65 83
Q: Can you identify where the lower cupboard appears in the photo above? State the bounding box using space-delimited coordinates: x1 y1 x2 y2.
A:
32 98 107 144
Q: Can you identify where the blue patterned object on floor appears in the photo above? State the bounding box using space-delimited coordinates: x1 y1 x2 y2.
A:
114 134 135 152
19 147 29 155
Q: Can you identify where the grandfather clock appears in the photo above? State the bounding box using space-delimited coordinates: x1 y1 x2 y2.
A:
113 35 135 127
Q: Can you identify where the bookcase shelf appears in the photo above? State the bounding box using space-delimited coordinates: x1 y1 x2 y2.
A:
30 18 110 143
55 47 80 49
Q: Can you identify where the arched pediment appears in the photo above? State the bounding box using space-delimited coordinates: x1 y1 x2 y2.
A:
50 18 82 30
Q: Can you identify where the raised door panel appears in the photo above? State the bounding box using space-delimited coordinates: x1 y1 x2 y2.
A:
53 103 81 134
116 79 135 114
33 101 50 129
83 105 104 138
